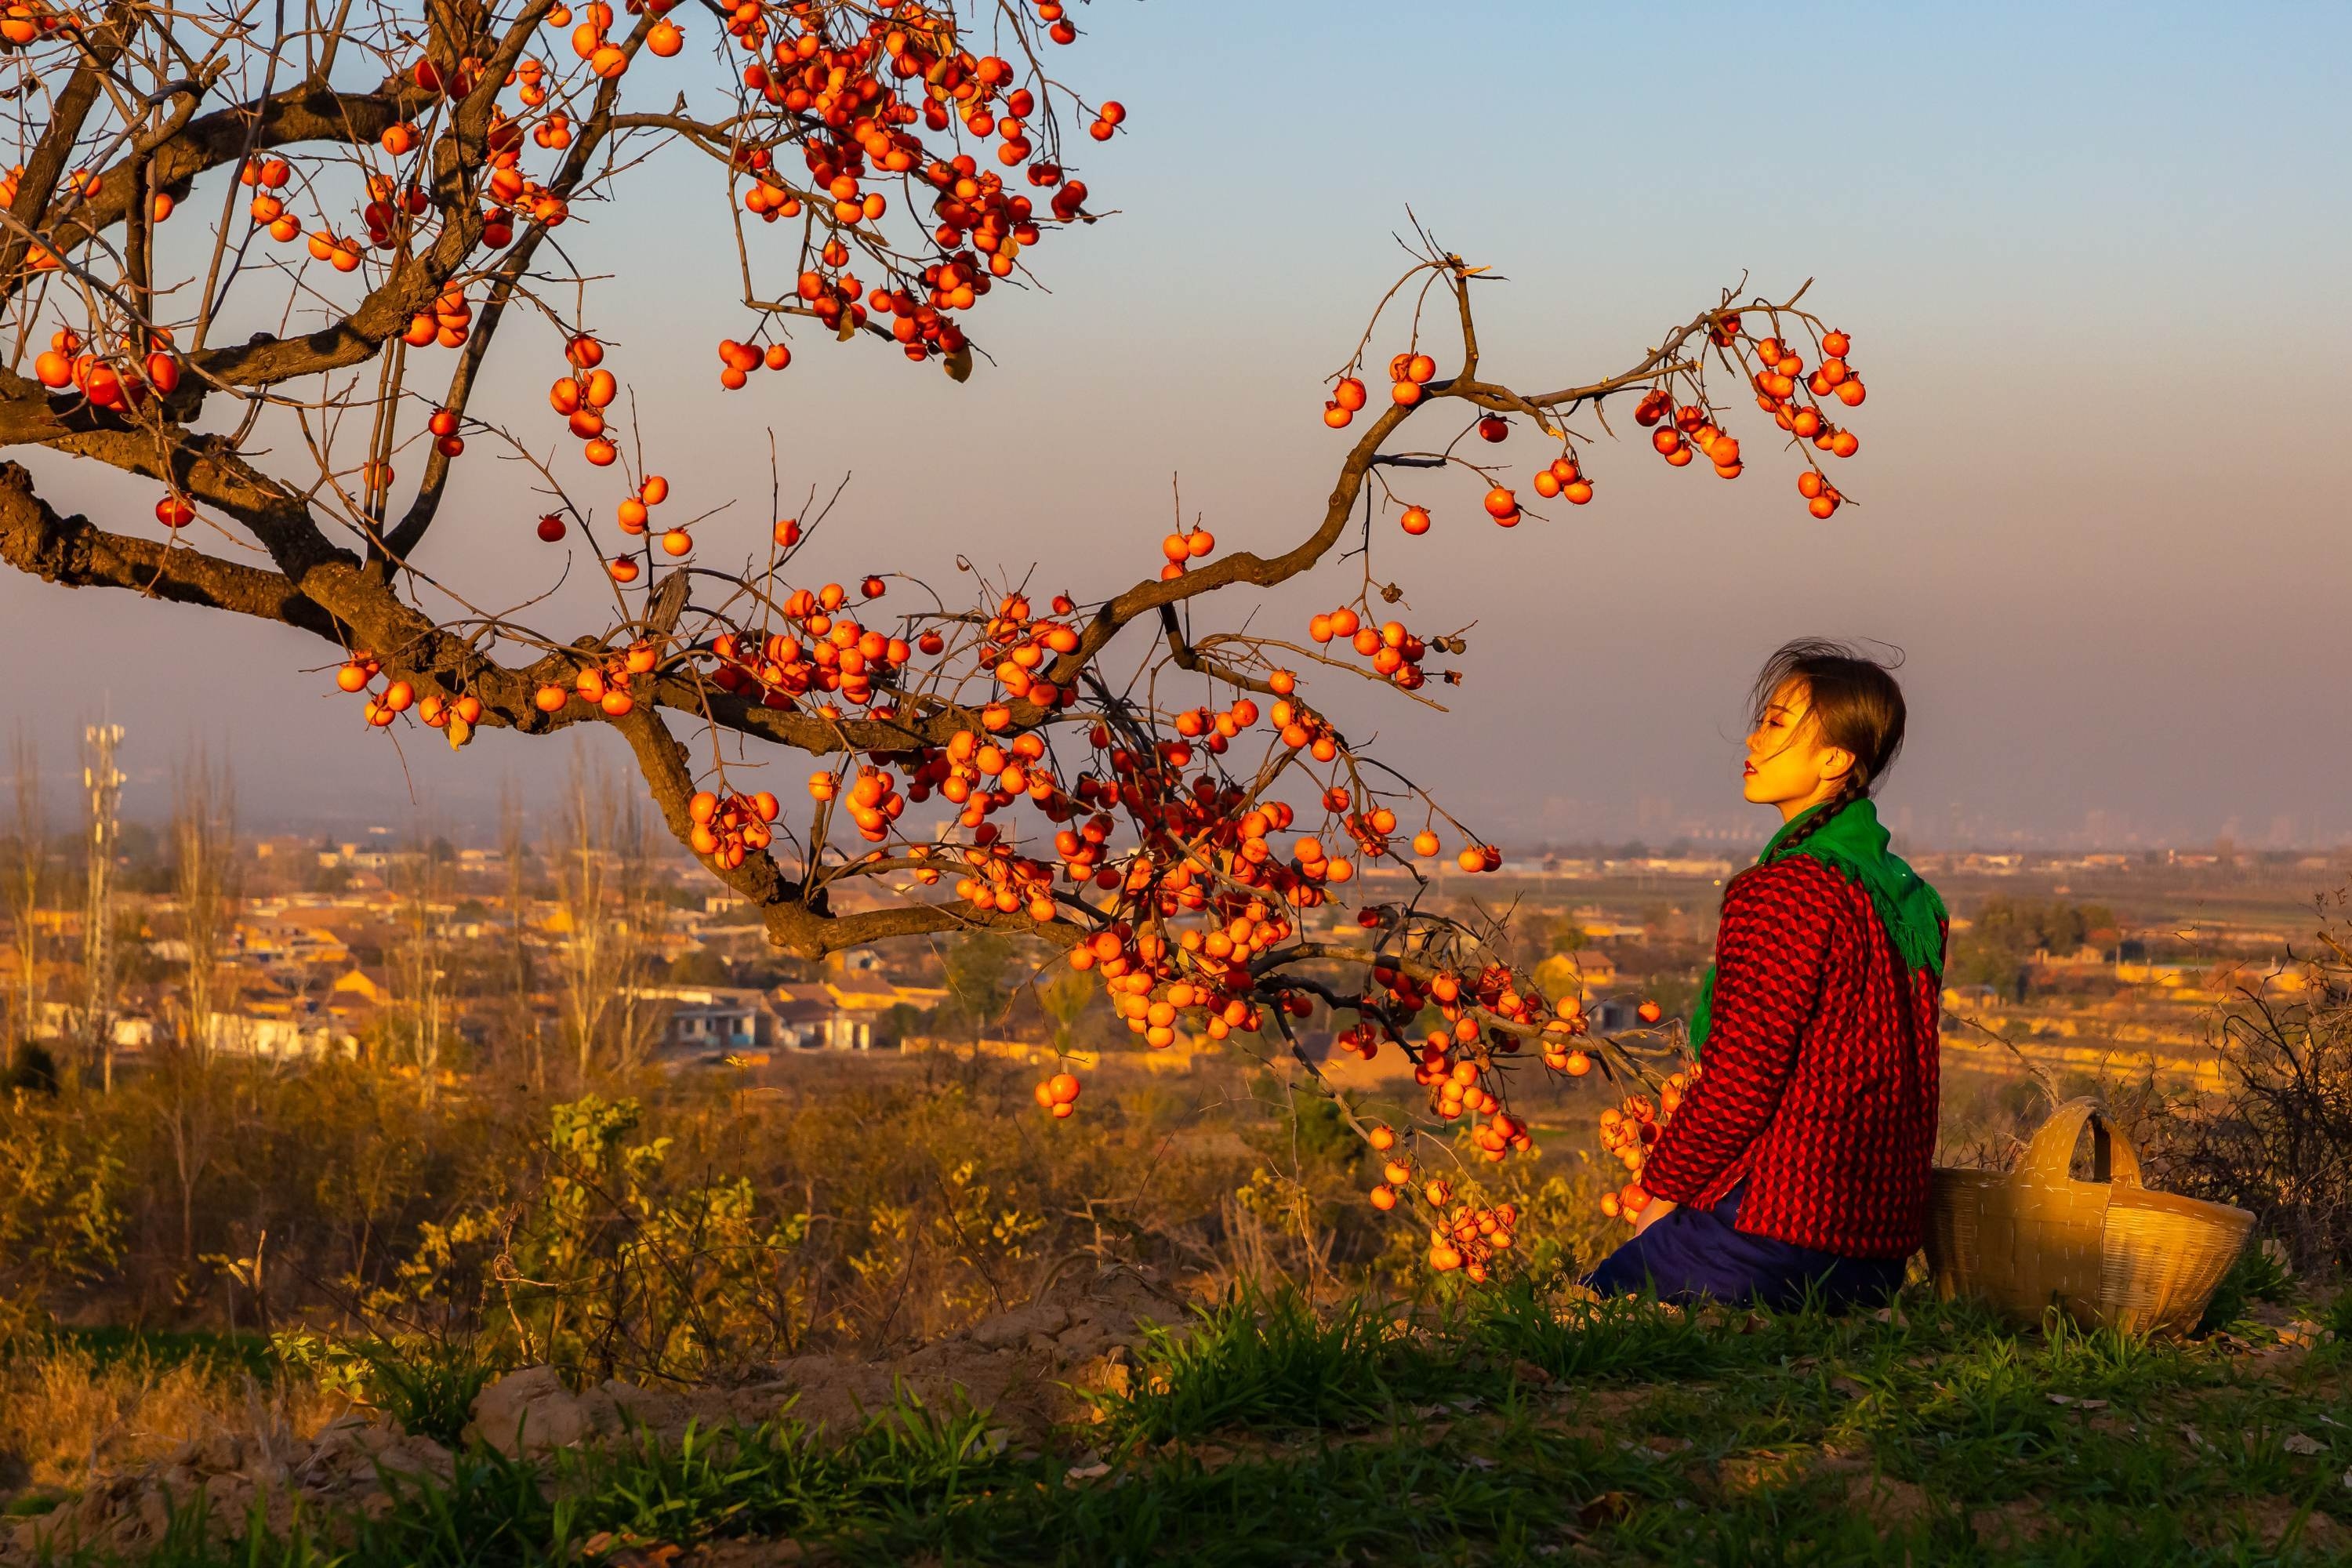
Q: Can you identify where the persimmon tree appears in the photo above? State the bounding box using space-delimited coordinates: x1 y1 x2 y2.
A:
0 0 1877 1279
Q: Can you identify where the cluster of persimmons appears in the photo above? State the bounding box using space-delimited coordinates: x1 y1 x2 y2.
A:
0 0 71 51
1333 313 1865 536
61 0 1122 540
1363 1125 1522 1280
31 328 182 451
1596 1063 1699 1225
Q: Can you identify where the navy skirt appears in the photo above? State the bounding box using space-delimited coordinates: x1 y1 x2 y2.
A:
1581 1183 1906 1313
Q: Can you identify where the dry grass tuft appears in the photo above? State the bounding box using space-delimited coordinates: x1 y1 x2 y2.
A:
0 1345 345 1497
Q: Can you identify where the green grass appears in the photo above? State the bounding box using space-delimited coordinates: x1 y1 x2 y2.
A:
1094 1287 1472 1442
338 1338 505 1449
2199 1245 2299 1337
23 1285 2351 1567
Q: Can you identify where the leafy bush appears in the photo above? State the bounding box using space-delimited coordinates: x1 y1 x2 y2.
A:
0 1091 125 1339
2143 918 2352 1272
347 1094 809 1384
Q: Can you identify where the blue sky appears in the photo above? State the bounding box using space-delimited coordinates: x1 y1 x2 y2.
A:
5 1 2347 846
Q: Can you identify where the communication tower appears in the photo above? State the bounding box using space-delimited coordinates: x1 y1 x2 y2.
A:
81 721 123 1090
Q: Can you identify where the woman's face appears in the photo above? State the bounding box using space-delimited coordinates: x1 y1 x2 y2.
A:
1743 679 1854 815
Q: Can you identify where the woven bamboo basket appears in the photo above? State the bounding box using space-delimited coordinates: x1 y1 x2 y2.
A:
1926 1098 2254 1336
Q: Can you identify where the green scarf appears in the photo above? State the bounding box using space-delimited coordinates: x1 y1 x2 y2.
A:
1686 798 1946 1057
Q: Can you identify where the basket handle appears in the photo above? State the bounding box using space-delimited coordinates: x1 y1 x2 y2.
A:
2019 1098 2143 1189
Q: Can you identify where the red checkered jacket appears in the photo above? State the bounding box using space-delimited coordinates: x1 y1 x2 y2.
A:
1638 855 1946 1258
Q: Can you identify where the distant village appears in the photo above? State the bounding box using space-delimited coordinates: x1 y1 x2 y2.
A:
5 797 2341 1094
9 826 956 1077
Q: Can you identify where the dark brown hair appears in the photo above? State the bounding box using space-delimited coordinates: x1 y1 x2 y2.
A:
1751 638 1907 851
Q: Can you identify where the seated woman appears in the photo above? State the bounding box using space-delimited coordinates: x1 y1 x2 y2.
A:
1584 639 1947 1312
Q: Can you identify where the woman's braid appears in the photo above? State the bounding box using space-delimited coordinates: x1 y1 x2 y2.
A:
1771 771 1866 859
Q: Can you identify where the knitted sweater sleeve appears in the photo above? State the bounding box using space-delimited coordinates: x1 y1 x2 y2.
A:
1639 858 1841 1205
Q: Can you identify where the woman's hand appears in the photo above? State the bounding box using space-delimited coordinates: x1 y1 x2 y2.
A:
1632 1197 1678 1236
